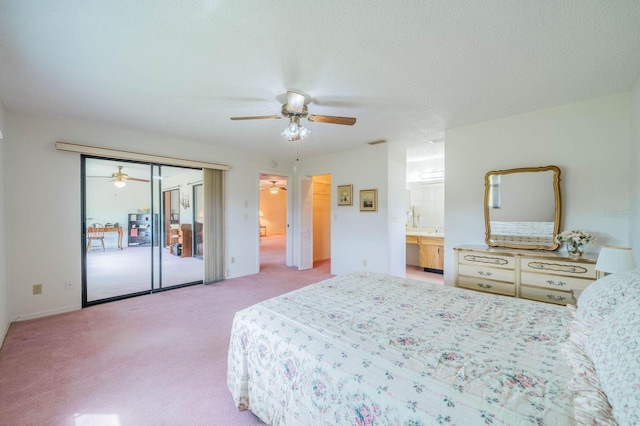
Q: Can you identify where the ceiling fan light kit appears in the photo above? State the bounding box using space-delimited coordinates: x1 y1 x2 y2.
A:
114 177 126 188
268 180 286 194
231 90 356 142
281 116 310 141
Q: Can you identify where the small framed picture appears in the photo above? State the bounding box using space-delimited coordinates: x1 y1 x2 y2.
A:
359 189 377 212
337 184 353 206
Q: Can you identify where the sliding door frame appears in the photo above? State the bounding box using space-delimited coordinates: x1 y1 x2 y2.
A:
81 155 205 307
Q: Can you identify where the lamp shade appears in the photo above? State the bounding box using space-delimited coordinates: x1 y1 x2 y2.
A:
595 246 636 274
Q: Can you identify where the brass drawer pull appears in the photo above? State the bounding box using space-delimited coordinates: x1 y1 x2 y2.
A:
527 261 588 275
478 271 493 277
546 294 567 301
477 283 493 289
546 280 567 287
464 255 508 265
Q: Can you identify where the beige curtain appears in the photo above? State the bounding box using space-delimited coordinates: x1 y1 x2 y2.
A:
203 168 225 283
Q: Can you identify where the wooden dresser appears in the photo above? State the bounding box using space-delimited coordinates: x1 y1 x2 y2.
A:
454 245 601 305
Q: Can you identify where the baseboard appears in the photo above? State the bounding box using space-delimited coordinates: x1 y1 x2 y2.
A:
13 304 82 322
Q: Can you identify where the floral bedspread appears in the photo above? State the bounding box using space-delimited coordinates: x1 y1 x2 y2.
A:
227 272 575 425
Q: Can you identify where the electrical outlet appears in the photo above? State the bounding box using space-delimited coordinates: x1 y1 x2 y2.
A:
363 259 367 267
33 284 43 295
231 257 235 264
65 280 72 290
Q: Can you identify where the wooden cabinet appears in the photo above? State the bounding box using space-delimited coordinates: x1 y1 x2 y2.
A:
178 224 192 257
419 236 444 271
128 213 158 247
454 245 601 305
407 235 444 272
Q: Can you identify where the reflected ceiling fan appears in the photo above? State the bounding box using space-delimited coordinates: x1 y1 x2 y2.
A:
88 166 150 188
231 90 356 141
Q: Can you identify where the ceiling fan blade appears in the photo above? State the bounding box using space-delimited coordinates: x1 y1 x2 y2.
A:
86 176 112 179
230 115 282 121
126 177 151 183
286 91 306 114
307 114 356 126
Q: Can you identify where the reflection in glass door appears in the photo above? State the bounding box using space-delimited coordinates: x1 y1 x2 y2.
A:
155 165 204 289
83 157 203 306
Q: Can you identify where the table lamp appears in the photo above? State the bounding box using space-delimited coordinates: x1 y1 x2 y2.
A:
595 246 636 275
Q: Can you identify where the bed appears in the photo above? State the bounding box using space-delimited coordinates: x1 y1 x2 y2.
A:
228 271 640 425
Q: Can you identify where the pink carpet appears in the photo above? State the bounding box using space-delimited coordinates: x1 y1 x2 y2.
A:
0 235 332 425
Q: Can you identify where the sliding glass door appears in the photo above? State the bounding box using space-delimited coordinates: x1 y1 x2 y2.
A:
83 157 203 306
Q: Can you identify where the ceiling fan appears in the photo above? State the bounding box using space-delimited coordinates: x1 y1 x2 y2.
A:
261 180 287 194
230 91 356 141
88 166 150 188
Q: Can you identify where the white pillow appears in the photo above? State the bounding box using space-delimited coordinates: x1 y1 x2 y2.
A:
577 268 640 324
585 301 640 425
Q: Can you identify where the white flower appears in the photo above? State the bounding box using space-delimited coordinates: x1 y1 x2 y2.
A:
554 230 595 247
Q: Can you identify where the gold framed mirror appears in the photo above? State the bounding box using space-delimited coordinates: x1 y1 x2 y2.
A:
484 165 561 250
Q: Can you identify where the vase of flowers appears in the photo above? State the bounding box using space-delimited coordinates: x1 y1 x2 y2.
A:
554 230 595 256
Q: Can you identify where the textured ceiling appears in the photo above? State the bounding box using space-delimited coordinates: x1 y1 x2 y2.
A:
1 1 639 162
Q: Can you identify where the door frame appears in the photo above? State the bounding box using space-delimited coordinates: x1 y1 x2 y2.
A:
256 171 293 271
82 156 204 307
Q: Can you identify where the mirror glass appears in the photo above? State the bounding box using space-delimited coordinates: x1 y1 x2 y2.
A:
484 165 561 250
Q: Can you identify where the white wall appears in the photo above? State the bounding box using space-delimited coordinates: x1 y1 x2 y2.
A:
296 143 397 275
4 111 294 320
0 98 8 344
630 75 640 264
445 93 632 286
386 141 408 276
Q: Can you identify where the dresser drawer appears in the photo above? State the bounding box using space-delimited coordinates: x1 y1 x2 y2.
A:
520 271 595 292
458 264 514 282
520 285 575 306
458 252 515 269
458 276 515 296
520 257 596 279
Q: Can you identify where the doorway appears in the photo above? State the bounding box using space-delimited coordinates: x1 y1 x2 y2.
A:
259 174 288 271
311 174 331 268
296 174 332 271
83 157 204 306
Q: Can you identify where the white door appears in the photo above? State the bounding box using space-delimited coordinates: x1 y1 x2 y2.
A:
298 176 313 270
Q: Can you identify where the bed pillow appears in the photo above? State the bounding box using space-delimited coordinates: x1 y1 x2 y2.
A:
577 268 640 324
584 301 640 425
563 305 616 425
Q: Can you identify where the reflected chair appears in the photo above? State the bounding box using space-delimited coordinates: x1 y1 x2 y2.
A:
86 223 105 253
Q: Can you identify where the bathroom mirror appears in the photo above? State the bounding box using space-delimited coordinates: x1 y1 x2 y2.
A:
484 165 561 250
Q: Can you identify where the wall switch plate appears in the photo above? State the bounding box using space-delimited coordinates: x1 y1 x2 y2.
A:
33 284 43 295
65 280 72 290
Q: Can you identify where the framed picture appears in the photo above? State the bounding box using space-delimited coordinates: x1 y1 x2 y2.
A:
359 189 377 212
337 184 353 206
